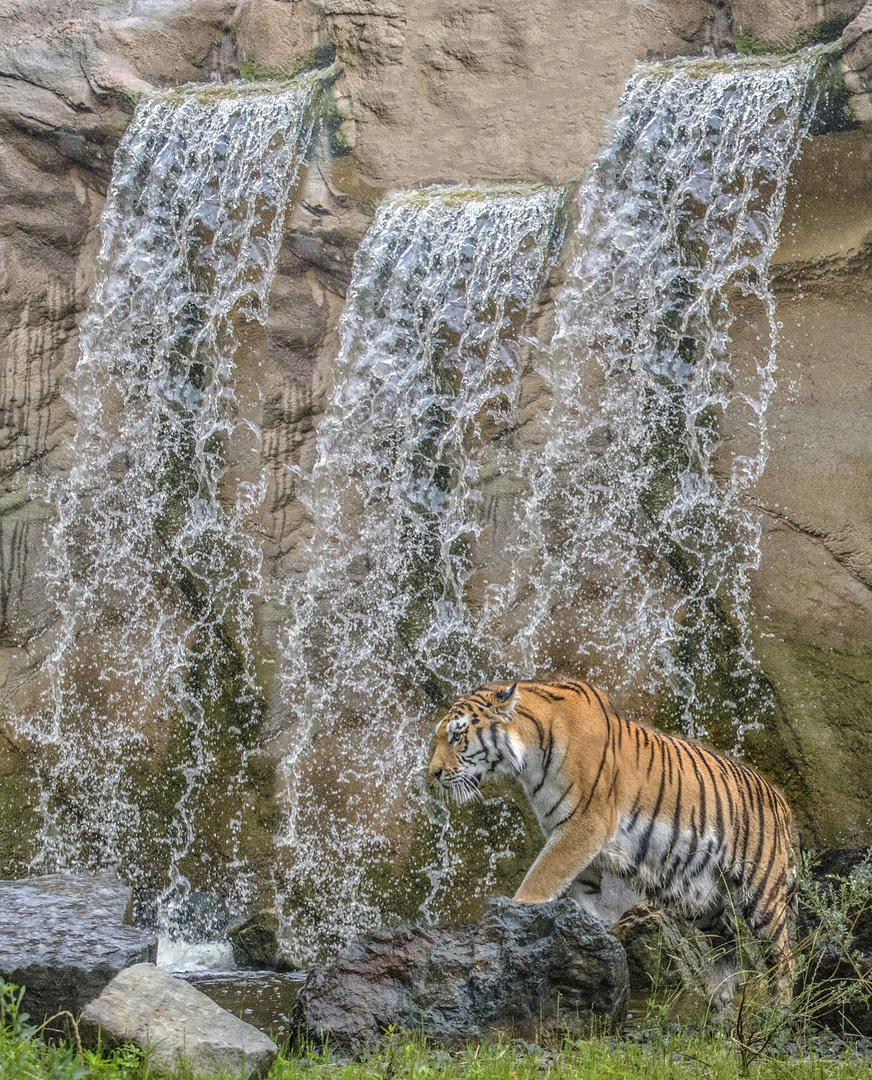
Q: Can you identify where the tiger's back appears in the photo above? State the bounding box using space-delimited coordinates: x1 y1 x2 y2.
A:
428 678 794 1007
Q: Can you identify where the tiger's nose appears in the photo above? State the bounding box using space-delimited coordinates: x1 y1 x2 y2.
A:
430 767 443 780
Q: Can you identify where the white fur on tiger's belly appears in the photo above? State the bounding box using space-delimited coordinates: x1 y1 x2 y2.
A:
600 818 723 914
568 872 642 927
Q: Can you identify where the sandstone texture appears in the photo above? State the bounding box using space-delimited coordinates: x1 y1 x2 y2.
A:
81 963 279 1078
293 898 629 1052
842 3 872 121
0 872 157 1026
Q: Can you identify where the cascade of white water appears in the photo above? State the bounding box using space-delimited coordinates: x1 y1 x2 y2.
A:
273 184 564 958
25 77 319 919
499 52 821 743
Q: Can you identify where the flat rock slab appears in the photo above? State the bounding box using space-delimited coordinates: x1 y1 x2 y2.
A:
0 872 157 1025
82 963 278 1079
294 897 629 1053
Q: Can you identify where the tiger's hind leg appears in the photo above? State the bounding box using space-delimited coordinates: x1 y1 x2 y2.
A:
743 878 794 1007
693 904 741 1012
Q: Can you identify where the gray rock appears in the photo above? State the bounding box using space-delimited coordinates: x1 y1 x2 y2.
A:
227 910 281 969
0 872 157 1026
612 904 682 993
293 897 628 1054
81 963 278 1079
227 910 301 971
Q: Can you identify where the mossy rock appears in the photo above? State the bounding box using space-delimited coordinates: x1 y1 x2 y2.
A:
239 44 336 84
748 633 872 847
735 16 854 56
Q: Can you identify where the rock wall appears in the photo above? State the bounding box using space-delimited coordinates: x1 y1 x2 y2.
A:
2 0 872 896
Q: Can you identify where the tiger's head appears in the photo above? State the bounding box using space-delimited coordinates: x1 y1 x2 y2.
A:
427 683 523 804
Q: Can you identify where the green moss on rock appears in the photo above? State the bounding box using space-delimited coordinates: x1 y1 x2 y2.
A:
749 632 872 846
736 16 854 56
0 754 40 876
239 45 336 84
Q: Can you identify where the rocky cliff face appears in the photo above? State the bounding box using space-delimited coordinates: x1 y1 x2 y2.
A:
2 0 872 926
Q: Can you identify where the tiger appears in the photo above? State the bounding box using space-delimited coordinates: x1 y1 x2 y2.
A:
427 678 795 1009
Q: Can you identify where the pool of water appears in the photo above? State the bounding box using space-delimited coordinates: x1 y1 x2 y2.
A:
182 970 308 1043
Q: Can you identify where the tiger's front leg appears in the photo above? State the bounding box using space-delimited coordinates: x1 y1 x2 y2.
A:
513 814 616 904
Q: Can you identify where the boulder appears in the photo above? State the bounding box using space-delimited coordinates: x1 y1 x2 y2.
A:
81 963 278 1078
842 3 872 120
612 904 682 994
0 872 157 1027
227 910 284 970
293 897 628 1054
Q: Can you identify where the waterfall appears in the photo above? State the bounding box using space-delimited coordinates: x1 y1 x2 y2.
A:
14 46 822 960
26 77 318 917
502 52 821 744
273 184 564 959
270 53 821 960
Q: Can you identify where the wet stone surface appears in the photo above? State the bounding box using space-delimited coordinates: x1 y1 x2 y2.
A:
0 872 157 1026
294 897 629 1054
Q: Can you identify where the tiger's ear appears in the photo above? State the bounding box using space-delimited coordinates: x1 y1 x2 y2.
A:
491 683 518 721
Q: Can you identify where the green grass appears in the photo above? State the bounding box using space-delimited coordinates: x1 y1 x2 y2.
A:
280 1033 872 1080
3 979 872 1080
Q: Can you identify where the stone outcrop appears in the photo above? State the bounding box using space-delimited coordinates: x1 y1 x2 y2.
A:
0 872 157 1026
81 963 279 1078
841 3 872 120
320 0 730 188
612 905 682 994
227 910 291 970
293 898 629 1053
727 127 872 844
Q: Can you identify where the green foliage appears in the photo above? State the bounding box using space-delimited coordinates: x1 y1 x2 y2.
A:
4 976 872 1080
0 982 85 1080
632 850 872 1072
275 1029 872 1080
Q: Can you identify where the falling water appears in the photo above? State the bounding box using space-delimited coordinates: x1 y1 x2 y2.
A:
502 52 821 742
273 184 564 958
13 47 823 958
25 77 319 919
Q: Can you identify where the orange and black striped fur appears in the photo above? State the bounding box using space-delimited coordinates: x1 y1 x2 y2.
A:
428 679 795 1008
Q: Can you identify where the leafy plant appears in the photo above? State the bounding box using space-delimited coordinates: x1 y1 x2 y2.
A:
627 851 872 1072
0 982 84 1080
